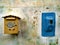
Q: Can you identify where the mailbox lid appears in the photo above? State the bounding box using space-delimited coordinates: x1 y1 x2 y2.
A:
3 15 21 19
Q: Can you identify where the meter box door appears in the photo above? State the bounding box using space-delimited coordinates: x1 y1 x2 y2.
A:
42 12 56 37
3 15 20 34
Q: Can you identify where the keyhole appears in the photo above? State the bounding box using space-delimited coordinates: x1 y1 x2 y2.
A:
50 20 53 24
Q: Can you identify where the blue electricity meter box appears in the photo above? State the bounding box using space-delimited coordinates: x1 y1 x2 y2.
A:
42 12 56 37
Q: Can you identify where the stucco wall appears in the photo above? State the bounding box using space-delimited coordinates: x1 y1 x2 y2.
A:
0 0 60 45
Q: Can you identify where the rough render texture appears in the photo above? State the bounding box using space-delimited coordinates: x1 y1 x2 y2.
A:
0 0 60 45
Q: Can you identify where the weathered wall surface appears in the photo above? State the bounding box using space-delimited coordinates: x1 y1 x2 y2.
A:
0 0 60 45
